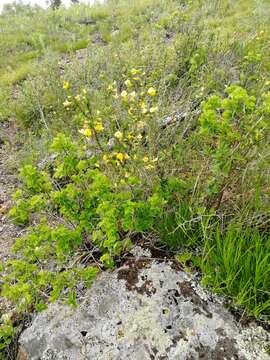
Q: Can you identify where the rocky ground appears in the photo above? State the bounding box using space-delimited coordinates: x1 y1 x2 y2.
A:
18 259 270 360
0 122 19 261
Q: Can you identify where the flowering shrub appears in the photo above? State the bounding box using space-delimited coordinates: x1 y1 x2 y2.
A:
2 71 167 320
2 73 270 350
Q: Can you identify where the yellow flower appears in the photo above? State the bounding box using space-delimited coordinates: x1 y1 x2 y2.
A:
79 128 92 137
141 101 147 108
143 156 149 163
124 79 132 87
63 100 72 107
145 164 155 170
148 87 157 97
127 133 133 140
128 108 133 115
103 154 109 162
63 81 70 90
94 122 104 132
84 129 92 137
121 90 128 100
149 106 158 113
116 152 124 163
131 68 140 75
114 131 123 140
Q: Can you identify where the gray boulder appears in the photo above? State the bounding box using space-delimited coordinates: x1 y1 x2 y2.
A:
18 261 270 360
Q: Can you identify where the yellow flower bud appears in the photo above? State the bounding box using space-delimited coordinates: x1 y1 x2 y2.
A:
124 79 132 87
114 131 123 140
129 91 136 101
148 87 157 97
149 106 158 113
121 90 128 100
94 122 104 132
131 68 140 75
63 100 72 107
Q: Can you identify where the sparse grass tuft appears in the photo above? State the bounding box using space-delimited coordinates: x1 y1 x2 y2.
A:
201 224 270 319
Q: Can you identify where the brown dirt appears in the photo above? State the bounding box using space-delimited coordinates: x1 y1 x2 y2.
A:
0 121 21 260
0 121 23 319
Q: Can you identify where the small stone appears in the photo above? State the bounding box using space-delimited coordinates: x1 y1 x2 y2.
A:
129 245 152 258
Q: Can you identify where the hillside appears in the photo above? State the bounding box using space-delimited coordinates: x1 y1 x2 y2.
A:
0 0 269 358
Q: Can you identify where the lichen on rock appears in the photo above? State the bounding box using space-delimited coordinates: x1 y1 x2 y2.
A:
18 261 270 360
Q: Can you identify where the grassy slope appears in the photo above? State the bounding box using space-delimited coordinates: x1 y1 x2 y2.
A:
0 0 270 338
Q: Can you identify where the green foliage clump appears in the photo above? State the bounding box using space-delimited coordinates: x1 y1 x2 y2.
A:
197 85 270 211
0 317 16 351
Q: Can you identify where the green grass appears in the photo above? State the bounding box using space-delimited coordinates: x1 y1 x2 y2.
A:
0 2 270 350
201 224 270 319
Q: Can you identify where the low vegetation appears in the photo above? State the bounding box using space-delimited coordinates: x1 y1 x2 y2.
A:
0 0 270 355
